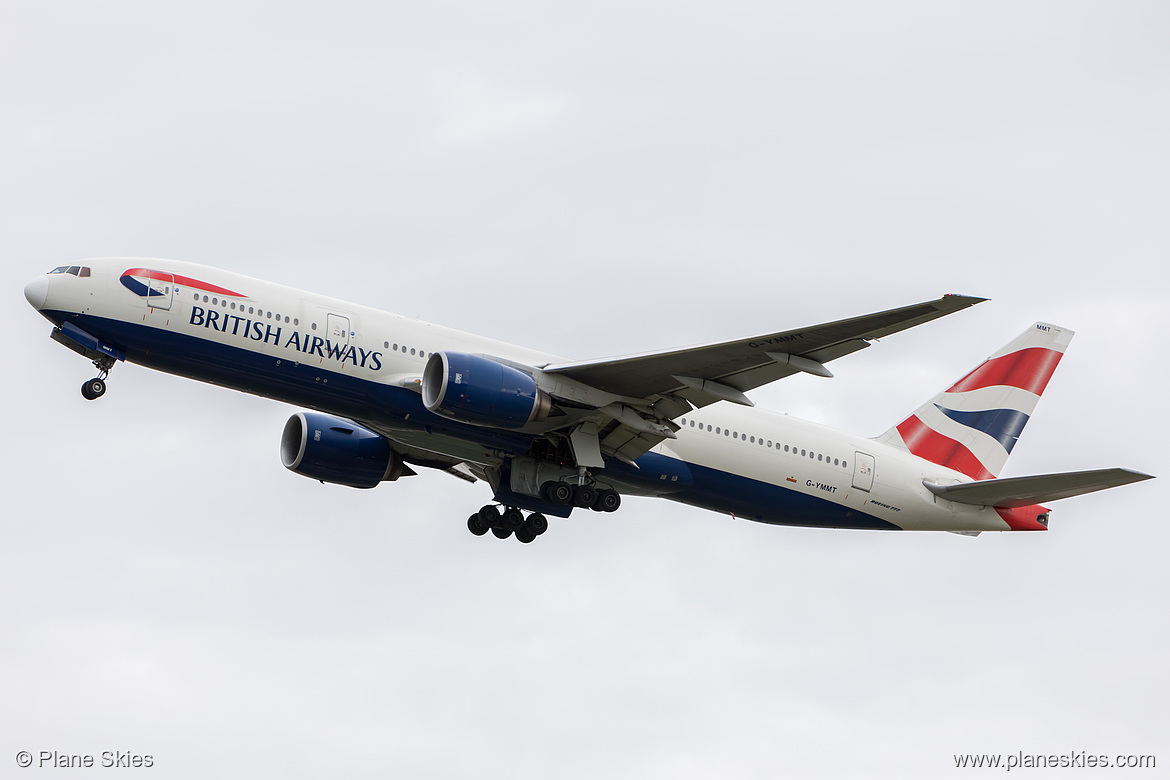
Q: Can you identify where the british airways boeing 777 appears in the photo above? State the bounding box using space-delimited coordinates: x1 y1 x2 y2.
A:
24 259 1152 542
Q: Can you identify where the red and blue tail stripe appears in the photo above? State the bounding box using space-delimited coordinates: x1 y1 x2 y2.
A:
877 323 1073 480
947 346 1063 396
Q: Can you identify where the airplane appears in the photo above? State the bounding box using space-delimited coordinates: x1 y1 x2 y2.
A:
23 258 1152 542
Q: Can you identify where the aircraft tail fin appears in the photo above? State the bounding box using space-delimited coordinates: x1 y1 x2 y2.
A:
874 322 1074 479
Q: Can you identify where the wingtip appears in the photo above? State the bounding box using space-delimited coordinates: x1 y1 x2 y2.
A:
942 293 990 306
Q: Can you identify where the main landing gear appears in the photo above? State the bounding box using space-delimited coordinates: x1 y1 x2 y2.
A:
540 480 621 513
468 505 549 544
465 481 621 544
81 357 115 401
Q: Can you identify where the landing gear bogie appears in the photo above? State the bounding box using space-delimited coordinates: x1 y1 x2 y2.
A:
467 505 553 544
466 483 621 543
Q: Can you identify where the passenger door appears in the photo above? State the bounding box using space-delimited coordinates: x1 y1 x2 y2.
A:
145 271 174 311
852 451 875 492
327 313 351 349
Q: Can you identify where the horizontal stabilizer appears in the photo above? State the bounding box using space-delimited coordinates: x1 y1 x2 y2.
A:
924 468 1153 508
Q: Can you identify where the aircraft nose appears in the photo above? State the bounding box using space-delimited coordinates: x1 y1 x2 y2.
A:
24 275 49 310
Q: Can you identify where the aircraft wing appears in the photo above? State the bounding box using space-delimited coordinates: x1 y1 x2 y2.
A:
924 468 1154 508
543 294 986 407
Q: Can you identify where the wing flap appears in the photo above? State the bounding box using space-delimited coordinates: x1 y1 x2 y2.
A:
924 468 1154 508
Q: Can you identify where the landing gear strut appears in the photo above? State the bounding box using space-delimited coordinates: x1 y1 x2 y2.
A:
81 356 115 401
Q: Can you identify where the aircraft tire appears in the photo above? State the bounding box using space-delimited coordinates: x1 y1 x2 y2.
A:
82 377 106 400
501 508 525 532
572 485 597 508
515 528 537 544
596 490 621 513
546 481 573 505
526 513 549 536
468 514 490 536
491 526 512 539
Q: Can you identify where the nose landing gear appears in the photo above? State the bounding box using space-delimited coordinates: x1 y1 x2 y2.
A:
81 357 115 401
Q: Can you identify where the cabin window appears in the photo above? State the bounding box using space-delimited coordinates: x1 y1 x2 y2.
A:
733 432 738 439
294 318 299 326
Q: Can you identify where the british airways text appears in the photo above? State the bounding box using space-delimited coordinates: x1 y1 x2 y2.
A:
189 306 383 370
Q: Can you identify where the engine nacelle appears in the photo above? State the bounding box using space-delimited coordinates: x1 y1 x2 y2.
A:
280 412 408 489
422 352 552 429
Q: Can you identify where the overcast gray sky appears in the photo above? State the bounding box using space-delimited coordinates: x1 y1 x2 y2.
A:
2 2 1167 777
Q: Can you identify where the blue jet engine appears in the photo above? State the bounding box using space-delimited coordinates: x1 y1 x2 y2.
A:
281 412 410 488
422 352 551 429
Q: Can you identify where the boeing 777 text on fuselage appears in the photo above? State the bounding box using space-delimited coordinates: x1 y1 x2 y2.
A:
23 259 1152 542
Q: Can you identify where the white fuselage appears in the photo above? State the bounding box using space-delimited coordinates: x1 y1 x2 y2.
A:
27 258 1025 533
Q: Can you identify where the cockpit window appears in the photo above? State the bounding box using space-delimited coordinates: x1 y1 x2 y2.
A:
48 266 91 277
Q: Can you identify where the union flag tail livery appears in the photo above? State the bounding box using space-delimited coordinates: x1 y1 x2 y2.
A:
23 258 1153 542
876 323 1072 480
